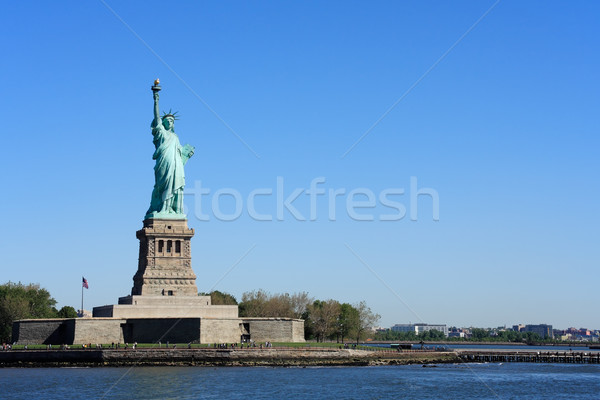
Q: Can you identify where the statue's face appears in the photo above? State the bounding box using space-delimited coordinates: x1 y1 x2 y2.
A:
163 117 174 130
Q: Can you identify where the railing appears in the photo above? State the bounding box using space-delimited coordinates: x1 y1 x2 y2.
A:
458 350 600 364
2 343 447 353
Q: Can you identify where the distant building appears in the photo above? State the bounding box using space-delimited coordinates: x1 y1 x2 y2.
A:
391 324 416 333
557 328 598 342
448 327 468 339
512 324 525 332
415 323 448 337
553 329 562 338
565 327 579 335
524 324 553 339
391 323 448 337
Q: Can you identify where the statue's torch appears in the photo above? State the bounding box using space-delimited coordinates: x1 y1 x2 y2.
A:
151 78 161 92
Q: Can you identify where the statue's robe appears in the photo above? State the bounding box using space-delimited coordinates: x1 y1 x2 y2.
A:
146 120 186 216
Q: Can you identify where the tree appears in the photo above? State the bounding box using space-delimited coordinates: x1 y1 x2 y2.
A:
263 292 294 318
199 290 238 305
374 329 418 341
307 299 341 342
353 301 380 344
57 306 78 318
336 303 359 343
0 296 29 342
524 331 542 344
238 290 313 319
239 289 270 317
419 329 445 341
374 329 400 341
471 328 490 341
289 292 312 319
0 282 59 342
497 329 521 343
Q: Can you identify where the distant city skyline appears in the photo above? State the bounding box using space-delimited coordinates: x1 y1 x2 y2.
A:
2 1 599 329
386 322 599 334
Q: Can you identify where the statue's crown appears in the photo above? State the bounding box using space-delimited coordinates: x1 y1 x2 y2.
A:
161 109 180 120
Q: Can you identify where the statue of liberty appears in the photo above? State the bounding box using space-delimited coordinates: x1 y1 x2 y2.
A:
145 79 195 219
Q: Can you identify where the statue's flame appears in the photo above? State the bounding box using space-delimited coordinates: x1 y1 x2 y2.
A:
154 79 160 85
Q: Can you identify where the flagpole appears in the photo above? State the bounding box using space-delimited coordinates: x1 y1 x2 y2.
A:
81 281 84 316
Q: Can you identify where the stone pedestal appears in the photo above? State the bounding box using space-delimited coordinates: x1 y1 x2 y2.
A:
84 217 305 343
93 218 242 320
92 295 239 319
132 218 198 297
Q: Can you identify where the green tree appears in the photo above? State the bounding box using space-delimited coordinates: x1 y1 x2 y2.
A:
497 330 521 343
57 305 78 318
471 328 490 341
373 329 419 341
336 303 359 343
419 329 445 341
302 307 315 340
400 331 418 341
373 329 393 341
524 331 542 344
199 290 238 305
0 282 58 342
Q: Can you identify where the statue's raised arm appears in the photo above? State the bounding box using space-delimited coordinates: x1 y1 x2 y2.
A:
151 79 161 129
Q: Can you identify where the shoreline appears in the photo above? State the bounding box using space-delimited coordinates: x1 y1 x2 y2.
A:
0 348 460 368
2 347 596 368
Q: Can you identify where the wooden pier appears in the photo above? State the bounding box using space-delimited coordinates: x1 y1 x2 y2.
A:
458 350 600 364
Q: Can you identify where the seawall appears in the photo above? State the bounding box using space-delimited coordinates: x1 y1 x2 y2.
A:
0 348 460 368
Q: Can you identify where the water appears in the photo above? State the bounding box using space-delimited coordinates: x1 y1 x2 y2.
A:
1 363 599 399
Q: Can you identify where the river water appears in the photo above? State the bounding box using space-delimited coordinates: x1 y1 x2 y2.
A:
1 363 599 399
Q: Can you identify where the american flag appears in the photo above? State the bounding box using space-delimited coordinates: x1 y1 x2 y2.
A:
82 277 89 289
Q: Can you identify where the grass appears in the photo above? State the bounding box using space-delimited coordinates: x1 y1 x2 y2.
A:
272 342 380 351
5 342 382 351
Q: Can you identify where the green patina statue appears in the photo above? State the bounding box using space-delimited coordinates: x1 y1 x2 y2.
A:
145 79 195 220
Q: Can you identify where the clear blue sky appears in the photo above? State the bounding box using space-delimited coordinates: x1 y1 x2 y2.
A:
2 1 598 330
